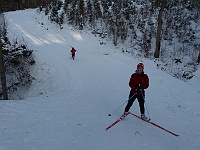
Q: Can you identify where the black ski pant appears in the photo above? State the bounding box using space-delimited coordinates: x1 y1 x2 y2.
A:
71 54 75 60
124 93 145 114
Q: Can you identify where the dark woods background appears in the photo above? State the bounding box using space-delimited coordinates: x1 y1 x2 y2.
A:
0 0 53 12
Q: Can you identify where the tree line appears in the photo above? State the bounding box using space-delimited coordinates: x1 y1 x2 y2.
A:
0 0 53 12
44 0 200 80
1 0 200 64
0 8 35 100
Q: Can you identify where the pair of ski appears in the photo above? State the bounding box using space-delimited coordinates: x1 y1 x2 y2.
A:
106 112 179 137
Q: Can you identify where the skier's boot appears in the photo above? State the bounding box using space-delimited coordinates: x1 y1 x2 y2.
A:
141 114 150 121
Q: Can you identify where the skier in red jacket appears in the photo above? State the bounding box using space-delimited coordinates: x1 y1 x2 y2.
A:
70 47 76 60
122 63 149 121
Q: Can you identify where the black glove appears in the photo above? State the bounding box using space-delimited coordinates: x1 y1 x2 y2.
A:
136 85 143 93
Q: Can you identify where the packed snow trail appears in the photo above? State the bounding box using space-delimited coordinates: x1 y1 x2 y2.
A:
0 9 200 150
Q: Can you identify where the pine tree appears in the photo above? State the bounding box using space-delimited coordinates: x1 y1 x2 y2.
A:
79 0 85 29
94 0 102 19
86 0 93 27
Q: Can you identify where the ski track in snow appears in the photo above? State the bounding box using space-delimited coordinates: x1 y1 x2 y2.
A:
0 9 200 150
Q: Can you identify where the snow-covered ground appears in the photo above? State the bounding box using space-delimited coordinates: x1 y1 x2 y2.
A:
0 9 200 150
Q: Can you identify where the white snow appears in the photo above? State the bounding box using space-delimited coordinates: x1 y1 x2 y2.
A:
0 9 200 150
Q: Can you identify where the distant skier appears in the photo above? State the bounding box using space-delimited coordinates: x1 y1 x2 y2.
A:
122 63 149 121
70 47 76 60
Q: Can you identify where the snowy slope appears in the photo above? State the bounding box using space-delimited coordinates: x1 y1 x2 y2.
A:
0 9 200 150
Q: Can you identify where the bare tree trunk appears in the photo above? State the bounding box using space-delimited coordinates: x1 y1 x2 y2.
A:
0 39 8 100
198 51 200 64
0 2 3 12
154 0 166 58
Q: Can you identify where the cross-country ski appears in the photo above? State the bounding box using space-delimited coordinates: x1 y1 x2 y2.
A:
106 112 130 131
129 113 179 137
106 112 179 137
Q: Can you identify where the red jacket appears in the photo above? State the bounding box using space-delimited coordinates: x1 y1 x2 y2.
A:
129 72 149 95
71 49 76 54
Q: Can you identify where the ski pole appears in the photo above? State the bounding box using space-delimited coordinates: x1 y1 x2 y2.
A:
140 89 151 120
108 93 136 116
144 101 151 120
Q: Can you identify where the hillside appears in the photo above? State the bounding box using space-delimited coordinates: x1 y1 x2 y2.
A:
0 9 200 150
